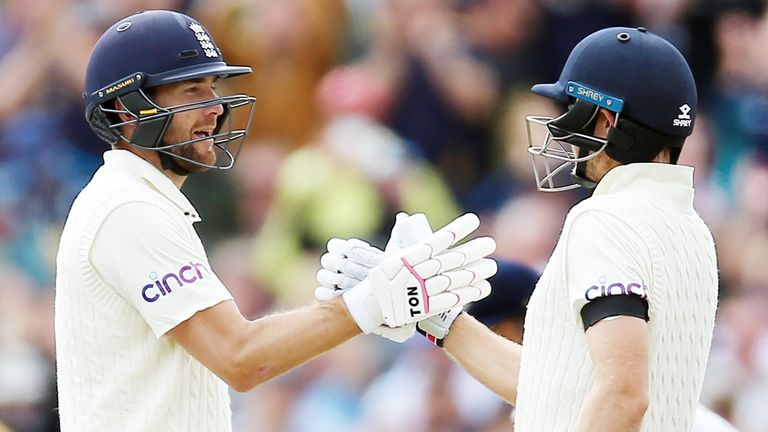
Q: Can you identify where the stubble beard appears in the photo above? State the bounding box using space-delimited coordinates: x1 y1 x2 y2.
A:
165 137 217 173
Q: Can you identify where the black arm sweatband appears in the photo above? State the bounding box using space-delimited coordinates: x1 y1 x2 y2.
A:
580 295 649 331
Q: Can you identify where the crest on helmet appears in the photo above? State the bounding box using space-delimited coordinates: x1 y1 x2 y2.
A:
189 22 220 59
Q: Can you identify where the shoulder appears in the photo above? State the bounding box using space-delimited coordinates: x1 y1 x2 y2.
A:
103 200 179 226
67 173 180 247
564 197 643 240
567 193 637 220
73 167 170 219
97 201 188 248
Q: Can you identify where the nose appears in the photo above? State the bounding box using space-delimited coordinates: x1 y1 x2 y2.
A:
202 85 224 117
205 101 224 117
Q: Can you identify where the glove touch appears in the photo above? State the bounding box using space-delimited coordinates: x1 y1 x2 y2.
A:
316 213 496 337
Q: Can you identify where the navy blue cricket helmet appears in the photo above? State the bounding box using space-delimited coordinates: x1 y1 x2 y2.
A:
525 27 697 191
84 10 256 173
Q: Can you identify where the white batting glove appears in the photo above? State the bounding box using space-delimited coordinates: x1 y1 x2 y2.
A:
315 213 432 299
341 213 497 333
315 213 432 342
314 238 383 301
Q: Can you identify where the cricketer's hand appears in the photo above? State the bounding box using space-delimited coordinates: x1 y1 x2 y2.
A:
317 213 497 336
315 213 430 342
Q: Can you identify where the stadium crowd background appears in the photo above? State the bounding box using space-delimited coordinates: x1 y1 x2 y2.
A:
1 0 767 430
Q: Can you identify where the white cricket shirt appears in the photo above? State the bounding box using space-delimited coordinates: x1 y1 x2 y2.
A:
514 164 718 431
55 150 234 432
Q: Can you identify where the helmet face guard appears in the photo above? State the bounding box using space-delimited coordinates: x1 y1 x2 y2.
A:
525 86 624 192
96 87 256 171
525 112 608 192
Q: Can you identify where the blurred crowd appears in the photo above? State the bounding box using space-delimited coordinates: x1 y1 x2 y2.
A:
1 0 768 431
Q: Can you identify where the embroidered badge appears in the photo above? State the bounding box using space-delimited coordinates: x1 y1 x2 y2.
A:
189 22 219 58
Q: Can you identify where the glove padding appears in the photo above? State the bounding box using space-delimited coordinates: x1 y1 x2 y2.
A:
315 238 383 300
342 213 497 332
315 213 432 342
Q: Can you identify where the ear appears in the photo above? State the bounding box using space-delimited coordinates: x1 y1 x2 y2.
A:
112 98 139 141
114 98 133 123
593 108 616 138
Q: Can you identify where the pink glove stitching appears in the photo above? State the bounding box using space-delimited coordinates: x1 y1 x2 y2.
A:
400 256 430 315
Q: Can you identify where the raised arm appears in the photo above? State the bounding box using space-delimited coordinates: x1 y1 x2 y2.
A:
167 212 495 392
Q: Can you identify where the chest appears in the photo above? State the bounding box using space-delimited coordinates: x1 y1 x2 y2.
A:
525 241 572 324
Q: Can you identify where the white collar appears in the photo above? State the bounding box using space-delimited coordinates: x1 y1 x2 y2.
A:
102 150 201 221
593 163 695 209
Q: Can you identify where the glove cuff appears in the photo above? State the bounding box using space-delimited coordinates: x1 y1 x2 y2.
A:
416 308 463 347
342 278 383 334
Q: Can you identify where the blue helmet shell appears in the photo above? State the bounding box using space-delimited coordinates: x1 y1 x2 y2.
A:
84 9 250 122
532 27 697 137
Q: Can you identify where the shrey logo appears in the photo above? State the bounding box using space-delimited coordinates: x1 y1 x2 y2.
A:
673 104 692 127
584 276 648 301
141 262 209 303
189 22 219 58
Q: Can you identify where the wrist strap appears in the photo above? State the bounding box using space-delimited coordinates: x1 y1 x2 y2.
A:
416 326 447 347
417 309 463 347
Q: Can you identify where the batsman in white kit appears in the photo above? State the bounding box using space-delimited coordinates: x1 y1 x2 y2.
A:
318 27 719 432
54 10 497 432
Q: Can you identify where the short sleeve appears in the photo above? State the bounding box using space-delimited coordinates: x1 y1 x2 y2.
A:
90 201 233 337
565 210 652 327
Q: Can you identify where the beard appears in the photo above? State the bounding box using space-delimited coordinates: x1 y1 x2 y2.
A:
164 138 217 173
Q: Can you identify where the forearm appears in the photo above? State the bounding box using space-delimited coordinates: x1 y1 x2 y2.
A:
576 384 648 432
442 313 521 404
234 297 360 389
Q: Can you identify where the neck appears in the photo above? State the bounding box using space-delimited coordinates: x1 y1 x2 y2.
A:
112 143 187 188
166 169 187 189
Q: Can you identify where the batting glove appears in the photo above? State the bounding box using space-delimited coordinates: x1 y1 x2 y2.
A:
339 213 497 333
315 213 432 342
315 212 432 300
316 213 492 343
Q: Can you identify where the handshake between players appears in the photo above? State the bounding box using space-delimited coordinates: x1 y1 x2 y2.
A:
315 212 497 345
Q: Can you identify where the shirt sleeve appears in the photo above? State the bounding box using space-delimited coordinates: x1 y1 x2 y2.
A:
90 201 233 337
565 210 652 328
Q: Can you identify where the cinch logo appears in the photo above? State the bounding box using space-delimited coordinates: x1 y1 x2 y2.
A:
584 276 648 301
673 104 692 127
141 262 209 303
